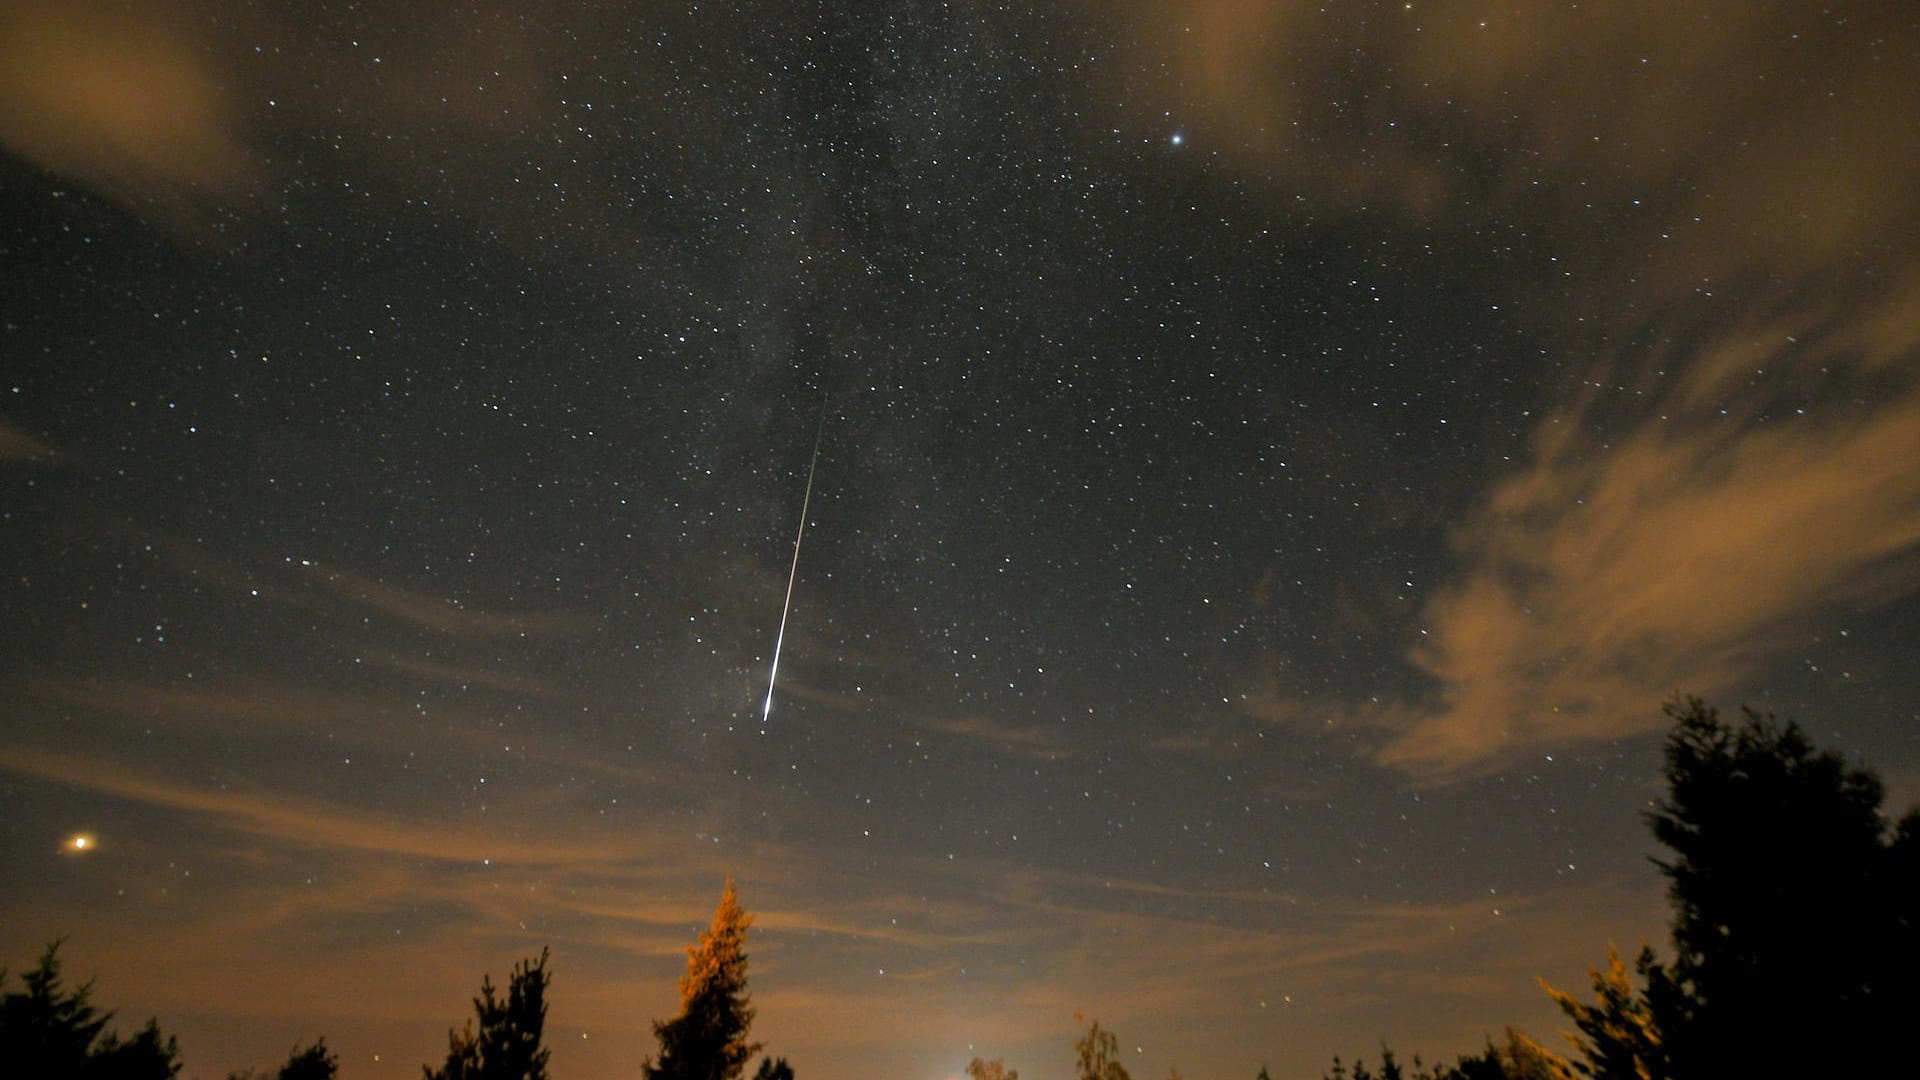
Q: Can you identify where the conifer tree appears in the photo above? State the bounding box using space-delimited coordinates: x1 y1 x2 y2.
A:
1539 948 1665 1080
1639 697 1916 1078
275 1038 338 1080
644 879 762 1080
1538 698 1919 1080
751 1057 795 1080
0 941 181 1079
423 948 551 1080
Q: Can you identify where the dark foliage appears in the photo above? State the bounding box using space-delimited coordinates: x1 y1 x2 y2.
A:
276 1038 339 1080
1638 697 1919 1078
231 1038 338 1080
424 948 552 1080
0 941 181 1080
752 1057 795 1080
1327 1032 1571 1080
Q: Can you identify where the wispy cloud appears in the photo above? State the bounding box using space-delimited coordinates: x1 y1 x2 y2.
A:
0 419 55 461
1373 283 1920 777
920 713 1078 761
368 654 548 696
1162 1 1920 778
303 564 591 638
0 745 655 867
1111 2 1919 280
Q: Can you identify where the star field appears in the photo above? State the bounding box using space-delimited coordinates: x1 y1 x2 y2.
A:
2 3 1918 1078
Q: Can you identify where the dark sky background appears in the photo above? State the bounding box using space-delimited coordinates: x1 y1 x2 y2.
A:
3 2 1917 1078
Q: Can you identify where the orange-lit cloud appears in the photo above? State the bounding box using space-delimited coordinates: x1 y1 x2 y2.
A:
303 563 591 637
0 745 654 867
1106 2 1919 283
369 654 548 696
1 724 1663 1078
1376 283 1920 777
1164 1 1920 777
0 1 261 232
18 673 715 806
921 713 1078 761
0 420 55 461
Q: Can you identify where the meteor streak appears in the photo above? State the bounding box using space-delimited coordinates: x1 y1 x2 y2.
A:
762 401 828 724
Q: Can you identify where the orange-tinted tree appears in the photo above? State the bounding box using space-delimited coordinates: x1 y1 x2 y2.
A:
643 879 763 1080
1072 1014 1131 1080
968 1057 1018 1080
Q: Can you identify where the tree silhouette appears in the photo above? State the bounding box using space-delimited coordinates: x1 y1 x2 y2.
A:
1327 1035 1576 1080
751 1056 794 1080
643 879 762 1080
967 1056 1017 1080
1072 1014 1131 1080
275 1039 339 1080
0 940 180 1079
231 1038 338 1080
423 948 551 1080
1641 697 1917 1078
1535 698 1919 1080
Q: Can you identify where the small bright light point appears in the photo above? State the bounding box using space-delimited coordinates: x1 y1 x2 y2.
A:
64 832 96 854
1169 132 1184 146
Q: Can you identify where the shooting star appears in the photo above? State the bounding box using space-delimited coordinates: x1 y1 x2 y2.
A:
762 402 828 725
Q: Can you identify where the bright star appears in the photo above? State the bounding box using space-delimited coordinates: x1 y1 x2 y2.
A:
64 832 97 855
1169 132 1184 146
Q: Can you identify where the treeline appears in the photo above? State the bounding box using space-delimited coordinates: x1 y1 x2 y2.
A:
0 877 776 1080
5 699 1915 1079
1052 698 1918 1080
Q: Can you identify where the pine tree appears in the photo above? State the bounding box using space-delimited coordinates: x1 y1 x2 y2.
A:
275 1039 338 1080
423 949 551 1080
0 941 181 1079
1539 947 1665 1080
751 1057 794 1080
1535 698 1919 1080
644 879 762 1080
1482 1028 1575 1080
1642 698 1916 1078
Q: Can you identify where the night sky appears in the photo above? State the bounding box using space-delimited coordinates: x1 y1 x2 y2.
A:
4 2 1918 1078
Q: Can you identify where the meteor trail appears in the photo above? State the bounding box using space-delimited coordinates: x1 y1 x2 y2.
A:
762 401 828 725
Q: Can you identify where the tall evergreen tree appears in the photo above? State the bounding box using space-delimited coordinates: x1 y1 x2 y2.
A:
1642 697 1917 1078
423 948 551 1080
0 941 181 1079
643 879 762 1080
1537 698 1918 1080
